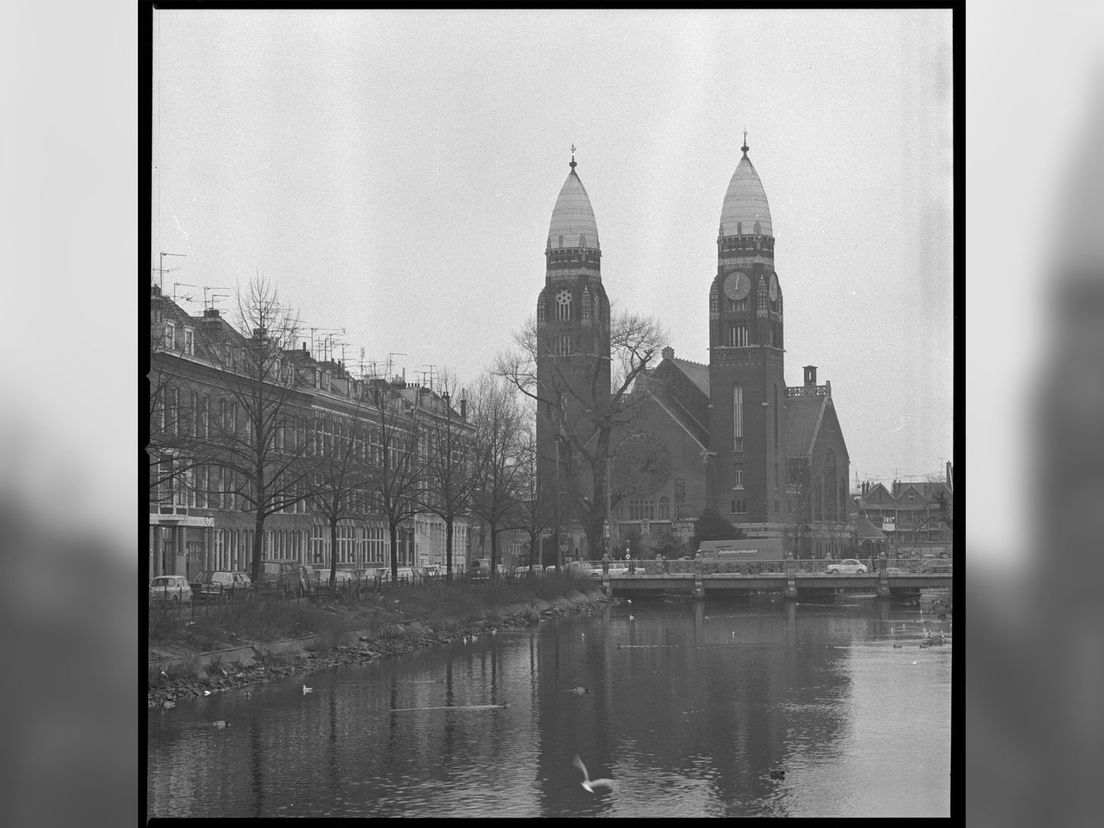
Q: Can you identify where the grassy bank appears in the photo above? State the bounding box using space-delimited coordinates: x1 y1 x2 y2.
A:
147 574 608 706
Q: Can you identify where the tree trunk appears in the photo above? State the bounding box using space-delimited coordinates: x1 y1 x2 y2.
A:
445 517 454 579
489 522 498 580
330 516 339 588
388 521 399 582
251 510 265 583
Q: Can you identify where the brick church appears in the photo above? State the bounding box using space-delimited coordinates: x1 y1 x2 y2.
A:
534 139 851 560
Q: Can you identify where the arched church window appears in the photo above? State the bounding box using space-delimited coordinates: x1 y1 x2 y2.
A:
556 288 572 321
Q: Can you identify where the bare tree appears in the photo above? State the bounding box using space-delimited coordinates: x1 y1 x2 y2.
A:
496 310 667 560
508 426 557 571
469 375 527 578
202 276 317 583
307 394 374 590
421 370 475 579
364 379 425 583
784 457 812 559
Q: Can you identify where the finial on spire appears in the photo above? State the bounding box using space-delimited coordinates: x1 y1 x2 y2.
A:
570 143 577 169
741 130 749 155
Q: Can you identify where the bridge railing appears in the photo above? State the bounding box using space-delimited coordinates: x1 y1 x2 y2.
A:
602 557 949 577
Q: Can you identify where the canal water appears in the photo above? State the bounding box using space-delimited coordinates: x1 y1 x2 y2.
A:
146 593 952 818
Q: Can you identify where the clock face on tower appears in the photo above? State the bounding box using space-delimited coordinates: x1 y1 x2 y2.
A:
768 273 778 302
723 271 750 301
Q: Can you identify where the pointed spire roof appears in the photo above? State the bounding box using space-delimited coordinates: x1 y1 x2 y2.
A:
548 149 600 250
719 136 773 237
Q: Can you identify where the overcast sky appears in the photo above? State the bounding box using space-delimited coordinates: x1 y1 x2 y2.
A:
152 8 953 488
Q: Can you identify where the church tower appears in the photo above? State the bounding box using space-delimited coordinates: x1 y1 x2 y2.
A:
707 136 786 525
535 150 611 535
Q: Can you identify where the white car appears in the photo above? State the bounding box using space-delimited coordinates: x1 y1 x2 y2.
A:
825 558 868 575
150 575 192 603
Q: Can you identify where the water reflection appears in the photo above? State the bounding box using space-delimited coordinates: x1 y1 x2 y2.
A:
148 596 951 818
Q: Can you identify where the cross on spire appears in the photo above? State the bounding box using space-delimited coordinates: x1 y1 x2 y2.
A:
570 143 577 169
741 130 749 155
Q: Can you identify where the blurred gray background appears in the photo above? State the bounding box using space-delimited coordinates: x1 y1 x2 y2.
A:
1 2 1102 826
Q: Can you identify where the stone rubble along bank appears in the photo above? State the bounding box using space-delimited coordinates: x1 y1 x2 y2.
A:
148 592 611 708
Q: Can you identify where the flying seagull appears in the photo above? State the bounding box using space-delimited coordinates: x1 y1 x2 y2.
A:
302 684 314 695
572 755 614 794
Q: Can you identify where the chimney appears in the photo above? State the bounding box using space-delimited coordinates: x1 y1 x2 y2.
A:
203 308 220 319
460 392 467 420
661 346 674 360
804 365 817 388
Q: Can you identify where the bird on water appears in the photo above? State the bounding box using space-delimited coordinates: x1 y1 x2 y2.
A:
572 755 614 794
302 684 313 695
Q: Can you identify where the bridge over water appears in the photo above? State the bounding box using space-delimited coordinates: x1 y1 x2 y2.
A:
591 559 952 600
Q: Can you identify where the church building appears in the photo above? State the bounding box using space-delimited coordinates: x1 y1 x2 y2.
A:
534 139 851 560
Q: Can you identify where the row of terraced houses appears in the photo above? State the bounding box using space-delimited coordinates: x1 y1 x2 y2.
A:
146 284 514 581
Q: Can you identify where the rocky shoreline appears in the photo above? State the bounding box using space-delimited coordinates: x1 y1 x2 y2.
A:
148 591 611 709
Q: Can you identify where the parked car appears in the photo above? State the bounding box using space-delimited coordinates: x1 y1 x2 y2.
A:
379 567 419 584
919 555 952 574
314 568 358 588
514 565 543 577
191 570 254 601
256 560 304 594
825 558 868 575
149 575 192 603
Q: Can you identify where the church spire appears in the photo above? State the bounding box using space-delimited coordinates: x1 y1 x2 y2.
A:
741 130 749 156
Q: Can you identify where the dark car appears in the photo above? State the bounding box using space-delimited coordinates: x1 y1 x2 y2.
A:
191 570 254 601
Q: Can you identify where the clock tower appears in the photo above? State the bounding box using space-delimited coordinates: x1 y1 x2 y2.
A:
708 136 786 524
535 150 611 542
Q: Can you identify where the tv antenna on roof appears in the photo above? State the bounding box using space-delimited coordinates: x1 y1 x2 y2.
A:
172 282 197 304
419 364 437 389
387 352 407 380
153 251 187 291
203 286 231 311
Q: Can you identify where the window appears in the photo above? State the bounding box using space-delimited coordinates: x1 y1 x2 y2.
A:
162 323 174 349
556 335 572 356
658 496 669 519
556 288 572 321
727 324 748 347
166 386 178 437
674 477 685 503
709 289 719 315
732 384 743 452
731 498 746 515
773 384 779 449
727 299 746 313
733 462 743 489
184 328 194 355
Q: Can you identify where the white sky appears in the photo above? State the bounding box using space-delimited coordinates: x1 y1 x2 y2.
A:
152 8 953 490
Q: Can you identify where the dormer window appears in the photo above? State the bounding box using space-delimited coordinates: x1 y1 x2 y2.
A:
162 323 175 349
183 327 194 356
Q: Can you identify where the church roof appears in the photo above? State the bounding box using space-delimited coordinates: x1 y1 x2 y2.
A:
783 394 827 458
719 142 773 237
670 358 710 397
548 160 600 250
